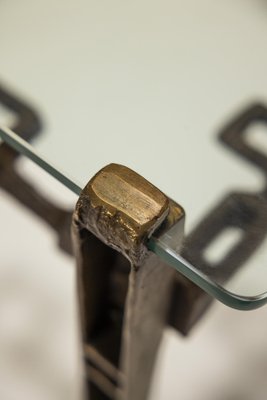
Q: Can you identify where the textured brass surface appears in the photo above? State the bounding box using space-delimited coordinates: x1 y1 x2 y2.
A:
75 163 169 266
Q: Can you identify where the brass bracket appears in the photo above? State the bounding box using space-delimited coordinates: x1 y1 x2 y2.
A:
72 163 185 400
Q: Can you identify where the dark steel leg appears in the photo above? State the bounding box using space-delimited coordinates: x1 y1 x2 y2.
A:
72 164 185 400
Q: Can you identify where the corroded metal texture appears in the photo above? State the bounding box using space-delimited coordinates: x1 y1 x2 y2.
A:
75 163 169 266
72 164 185 400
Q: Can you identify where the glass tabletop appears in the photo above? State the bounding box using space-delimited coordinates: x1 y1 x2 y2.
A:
1 0 267 309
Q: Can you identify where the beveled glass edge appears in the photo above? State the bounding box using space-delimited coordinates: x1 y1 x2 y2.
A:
0 126 82 196
148 237 267 310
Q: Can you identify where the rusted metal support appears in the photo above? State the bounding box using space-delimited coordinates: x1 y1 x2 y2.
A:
72 164 185 400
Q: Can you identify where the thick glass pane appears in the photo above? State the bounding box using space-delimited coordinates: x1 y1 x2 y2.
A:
1 1 267 309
